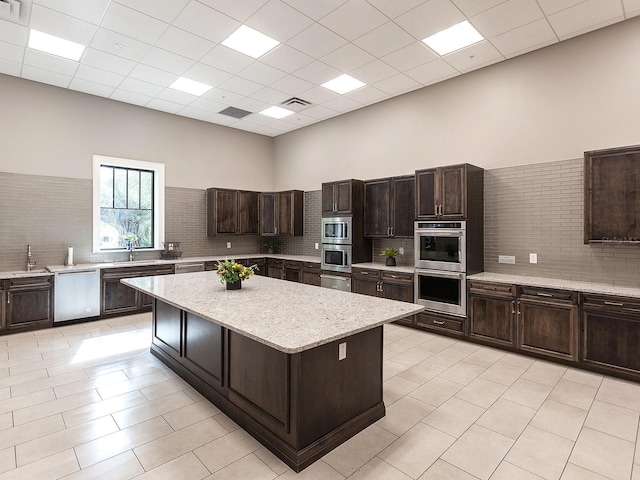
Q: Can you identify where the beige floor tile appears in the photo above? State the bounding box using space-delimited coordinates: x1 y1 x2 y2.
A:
10 354 78 376
132 452 210 480
417 459 478 479
463 347 506 368
378 423 455 478
383 360 408 381
439 361 487 385
162 399 222 431
14 388 101 426
123 362 172 379
61 450 144 480
0 412 12 431
323 424 398 477
423 397 485 438
63 391 147 427
194 428 261 473
501 379 552 409
203 453 277 480
455 377 508 408
211 412 240 433
390 347 435 368
561 368 603 388
277 459 345 480
134 416 229 471
0 446 15 474
112 390 194 429
96 370 171 400
500 352 535 369
397 360 447 385
490 461 544 479
0 448 79 480
547 379 598 411
447 341 482 355
387 334 434 352
441 425 513 480
529 399 587 441
349 457 411 480
634 464 640 480
560 463 609 480
521 361 567 387
505 426 574 480
84 356 151 379
0 388 9 401
584 399 639 441
569 427 635 480
376 395 435 436
254 446 289 476
476 398 536 440
139 376 192 401
54 371 129 398
414 338 460 355
0 352 43 368
479 360 526 386
0 368 48 389
0 387 56 416
424 348 471 369
595 377 640 412
410 376 465 408
0 413 65 450
383 375 420 406
11 369 88 397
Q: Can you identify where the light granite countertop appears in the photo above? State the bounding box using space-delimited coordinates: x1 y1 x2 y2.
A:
0 269 53 280
468 272 640 299
352 263 415 274
123 272 424 354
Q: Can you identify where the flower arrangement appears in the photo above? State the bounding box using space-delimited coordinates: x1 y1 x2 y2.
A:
215 259 256 286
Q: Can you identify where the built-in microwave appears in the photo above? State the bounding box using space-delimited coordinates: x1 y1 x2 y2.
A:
321 244 352 273
321 217 352 244
414 221 466 272
415 268 466 317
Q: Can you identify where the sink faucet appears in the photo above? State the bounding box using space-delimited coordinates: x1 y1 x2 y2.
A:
128 241 136 262
26 244 37 271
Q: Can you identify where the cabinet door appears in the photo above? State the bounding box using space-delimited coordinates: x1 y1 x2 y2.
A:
518 299 578 361
335 180 353 214
381 281 413 303
214 189 238 235
0 290 5 331
440 165 466 218
238 190 260 235
302 270 321 286
391 175 415 237
352 276 379 297
6 284 52 329
364 179 391 237
416 169 438 218
102 277 139 315
321 183 336 214
277 191 293 236
260 192 277 236
583 310 640 373
468 294 515 347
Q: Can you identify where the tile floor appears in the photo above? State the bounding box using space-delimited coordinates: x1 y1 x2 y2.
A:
0 314 638 479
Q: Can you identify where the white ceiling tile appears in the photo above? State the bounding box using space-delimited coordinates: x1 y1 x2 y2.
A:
270 74 314 95
74 64 124 87
81 48 136 76
182 62 232 86
349 59 398 84
23 49 79 76
548 0 625 40
118 77 165 97
146 98 183 114
69 78 115 97
536 0 587 16
299 85 340 104
189 97 229 114
260 45 314 73
238 61 287 86
265 120 296 132
203 88 244 105
112 0 190 23
354 21 416 58
405 58 459 85
443 41 504 73
218 76 264 96
321 43 375 72
281 111 317 126
200 45 254 74
624 0 640 16
250 87 291 105
288 23 348 58
395 0 466 39
101 2 169 44
155 27 215 61
233 97 270 113
196 0 270 22
34 0 111 25
246 0 314 42
110 88 153 106
208 112 240 126
173 2 239 44
382 42 438 71
451 0 508 17
365 0 429 19
0 40 23 63
248 125 283 136
176 106 213 121
0 19 27 46
231 121 262 133
302 104 339 119
239 114 276 127
156 87 198 105
373 73 421 94
471 0 544 38
491 18 558 58
90 28 152 63
22 65 71 88
30 4 97 45
129 64 177 87
293 61 340 84
281 0 348 20
0 58 22 77
345 85 390 105
141 47 194 75
321 95 362 113
320 0 388 41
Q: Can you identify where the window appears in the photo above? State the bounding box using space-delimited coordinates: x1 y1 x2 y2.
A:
93 155 164 252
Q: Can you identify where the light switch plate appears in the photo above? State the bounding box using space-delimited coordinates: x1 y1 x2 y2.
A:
529 253 538 264
499 255 516 264
226 242 231 249
315 243 319 250
338 342 346 360
398 247 404 255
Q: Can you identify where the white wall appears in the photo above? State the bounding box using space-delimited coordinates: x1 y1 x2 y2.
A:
273 16 640 191
0 74 275 190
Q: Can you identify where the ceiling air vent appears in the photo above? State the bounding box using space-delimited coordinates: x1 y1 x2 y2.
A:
218 106 252 119
0 0 32 26
282 97 311 107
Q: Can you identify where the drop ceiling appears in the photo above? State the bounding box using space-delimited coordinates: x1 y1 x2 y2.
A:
0 0 637 137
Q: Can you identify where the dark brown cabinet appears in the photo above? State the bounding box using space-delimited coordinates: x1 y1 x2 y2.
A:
2 276 53 333
301 262 321 286
415 310 464 335
365 175 415 238
260 190 304 237
468 281 516 347
240 257 266 276
322 180 364 216
283 260 302 282
207 188 260 236
267 258 284 279
416 164 483 220
352 267 414 325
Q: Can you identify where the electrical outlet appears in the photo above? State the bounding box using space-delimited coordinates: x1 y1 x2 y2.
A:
315 243 319 250
338 342 347 361
529 253 538 264
499 255 516 264
398 247 404 255
226 242 231 249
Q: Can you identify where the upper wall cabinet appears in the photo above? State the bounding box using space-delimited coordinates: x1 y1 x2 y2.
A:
364 175 415 238
322 180 364 216
207 188 260 236
260 190 304 237
585 145 640 244
416 164 483 220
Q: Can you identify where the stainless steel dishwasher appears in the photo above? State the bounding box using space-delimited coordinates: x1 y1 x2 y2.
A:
174 262 205 274
54 268 101 323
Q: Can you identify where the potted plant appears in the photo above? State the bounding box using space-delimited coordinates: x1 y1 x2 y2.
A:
263 239 277 254
380 247 400 266
215 259 256 290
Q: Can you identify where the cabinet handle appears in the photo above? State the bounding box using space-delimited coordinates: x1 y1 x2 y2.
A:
361 271 368 275
604 301 624 307
7 293 10 304
536 292 553 297
511 301 515 314
390 227 394 236
391 275 398 278
433 319 445 325
517 301 521 315
387 227 391 236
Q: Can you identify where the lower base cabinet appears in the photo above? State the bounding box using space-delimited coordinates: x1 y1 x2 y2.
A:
352 267 414 325
415 310 464 335
468 281 516 347
2 276 53 334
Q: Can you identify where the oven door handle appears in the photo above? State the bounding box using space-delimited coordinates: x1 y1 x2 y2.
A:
415 269 464 280
417 231 464 237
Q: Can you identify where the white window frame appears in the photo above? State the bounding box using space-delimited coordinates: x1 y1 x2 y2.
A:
92 155 165 253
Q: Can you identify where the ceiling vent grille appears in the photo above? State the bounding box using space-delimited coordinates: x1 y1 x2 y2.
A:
282 97 311 107
0 0 32 26
218 106 252 119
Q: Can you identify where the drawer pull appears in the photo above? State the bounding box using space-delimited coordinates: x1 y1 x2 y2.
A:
391 275 398 278
361 272 368 275
433 320 445 325
536 292 553 297
604 301 624 307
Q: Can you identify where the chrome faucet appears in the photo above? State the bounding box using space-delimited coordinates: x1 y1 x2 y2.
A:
128 242 135 262
26 244 37 271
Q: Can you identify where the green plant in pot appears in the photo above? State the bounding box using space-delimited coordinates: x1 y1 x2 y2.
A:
380 247 400 266
263 239 277 254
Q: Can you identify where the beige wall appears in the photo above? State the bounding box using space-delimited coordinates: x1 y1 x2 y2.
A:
273 16 640 191
0 74 275 191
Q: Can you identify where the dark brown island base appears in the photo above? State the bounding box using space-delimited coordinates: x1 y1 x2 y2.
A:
122 272 422 472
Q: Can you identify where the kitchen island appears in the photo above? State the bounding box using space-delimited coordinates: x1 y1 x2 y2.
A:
122 272 422 472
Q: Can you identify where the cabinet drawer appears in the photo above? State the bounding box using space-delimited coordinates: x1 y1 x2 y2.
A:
381 271 413 283
302 262 320 270
284 260 302 268
468 281 515 298
9 276 52 290
582 293 640 314
519 286 577 304
352 268 380 279
416 311 464 334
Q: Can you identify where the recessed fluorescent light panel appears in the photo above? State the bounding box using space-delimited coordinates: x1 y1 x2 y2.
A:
321 74 366 95
260 106 294 119
28 29 85 61
222 25 280 59
422 20 484 56
169 77 213 96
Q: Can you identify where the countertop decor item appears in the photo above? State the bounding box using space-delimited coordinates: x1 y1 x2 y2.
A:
380 247 400 266
216 259 256 289
263 239 277 254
